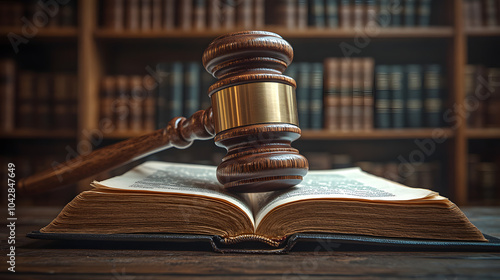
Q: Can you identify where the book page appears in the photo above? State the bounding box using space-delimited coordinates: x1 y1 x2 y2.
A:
253 168 441 227
93 161 255 227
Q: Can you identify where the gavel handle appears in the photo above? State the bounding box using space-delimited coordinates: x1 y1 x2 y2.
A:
18 107 215 194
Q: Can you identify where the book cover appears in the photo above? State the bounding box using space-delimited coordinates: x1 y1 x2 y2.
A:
35 73 52 130
17 71 35 129
237 0 253 29
193 0 207 30
152 0 162 29
168 62 184 121
140 0 152 30
104 0 125 30
179 0 193 30
100 76 116 131
353 0 364 28
156 63 170 129
142 75 157 131
297 0 308 29
340 0 352 28
254 0 265 28
311 0 326 28
163 0 175 30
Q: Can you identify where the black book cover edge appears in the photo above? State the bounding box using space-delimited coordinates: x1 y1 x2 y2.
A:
27 231 500 254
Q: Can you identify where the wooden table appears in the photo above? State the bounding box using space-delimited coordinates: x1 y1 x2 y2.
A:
1 206 500 279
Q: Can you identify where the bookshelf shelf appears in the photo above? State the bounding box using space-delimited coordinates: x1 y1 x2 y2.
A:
0 130 76 139
300 129 454 140
465 28 500 37
94 27 454 40
466 128 500 139
0 27 78 39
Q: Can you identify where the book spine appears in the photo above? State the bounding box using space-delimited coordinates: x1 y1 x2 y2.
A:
193 0 207 30
184 62 201 117
417 0 431 27
483 0 497 27
463 0 474 29
340 0 351 28
378 0 390 26
129 76 144 132
152 0 163 30
141 0 152 30
17 71 35 129
325 0 339 28
366 0 376 25
179 0 193 30
297 63 311 129
404 0 416 26
222 0 236 29
237 0 253 29
405 64 423 128
169 62 184 120
142 75 157 131
311 0 325 28
277 0 296 29
353 0 364 28
351 58 363 131
0 59 16 132
163 0 175 30
100 76 116 131
156 63 170 129
485 68 500 127
423 64 443 128
375 65 390 128
310 63 323 130
323 58 340 130
104 0 124 30
36 74 52 130
208 0 221 29
339 59 352 131
115 75 130 131
362 57 374 131
126 0 140 30
297 0 308 29
389 65 404 128
254 0 265 28
470 0 482 27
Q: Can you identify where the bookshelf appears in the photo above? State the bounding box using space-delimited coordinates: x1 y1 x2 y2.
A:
1 0 499 206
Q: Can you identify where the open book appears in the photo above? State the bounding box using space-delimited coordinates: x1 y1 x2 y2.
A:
38 161 488 248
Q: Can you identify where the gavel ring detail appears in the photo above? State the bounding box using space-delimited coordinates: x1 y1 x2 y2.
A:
18 31 309 194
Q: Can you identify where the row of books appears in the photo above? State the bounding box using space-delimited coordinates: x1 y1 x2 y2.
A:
0 59 77 132
286 59 375 130
102 0 265 31
0 0 76 27
464 0 500 28
98 59 446 133
100 75 158 132
374 64 443 128
468 154 500 204
273 0 433 29
465 65 500 128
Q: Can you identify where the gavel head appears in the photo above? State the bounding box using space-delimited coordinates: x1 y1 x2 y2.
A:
203 31 309 193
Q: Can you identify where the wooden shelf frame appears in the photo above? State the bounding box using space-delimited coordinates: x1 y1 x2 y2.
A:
0 26 78 38
466 128 500 139
94 26 455 40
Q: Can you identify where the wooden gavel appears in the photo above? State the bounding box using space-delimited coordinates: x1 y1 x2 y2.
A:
18 31 309 194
